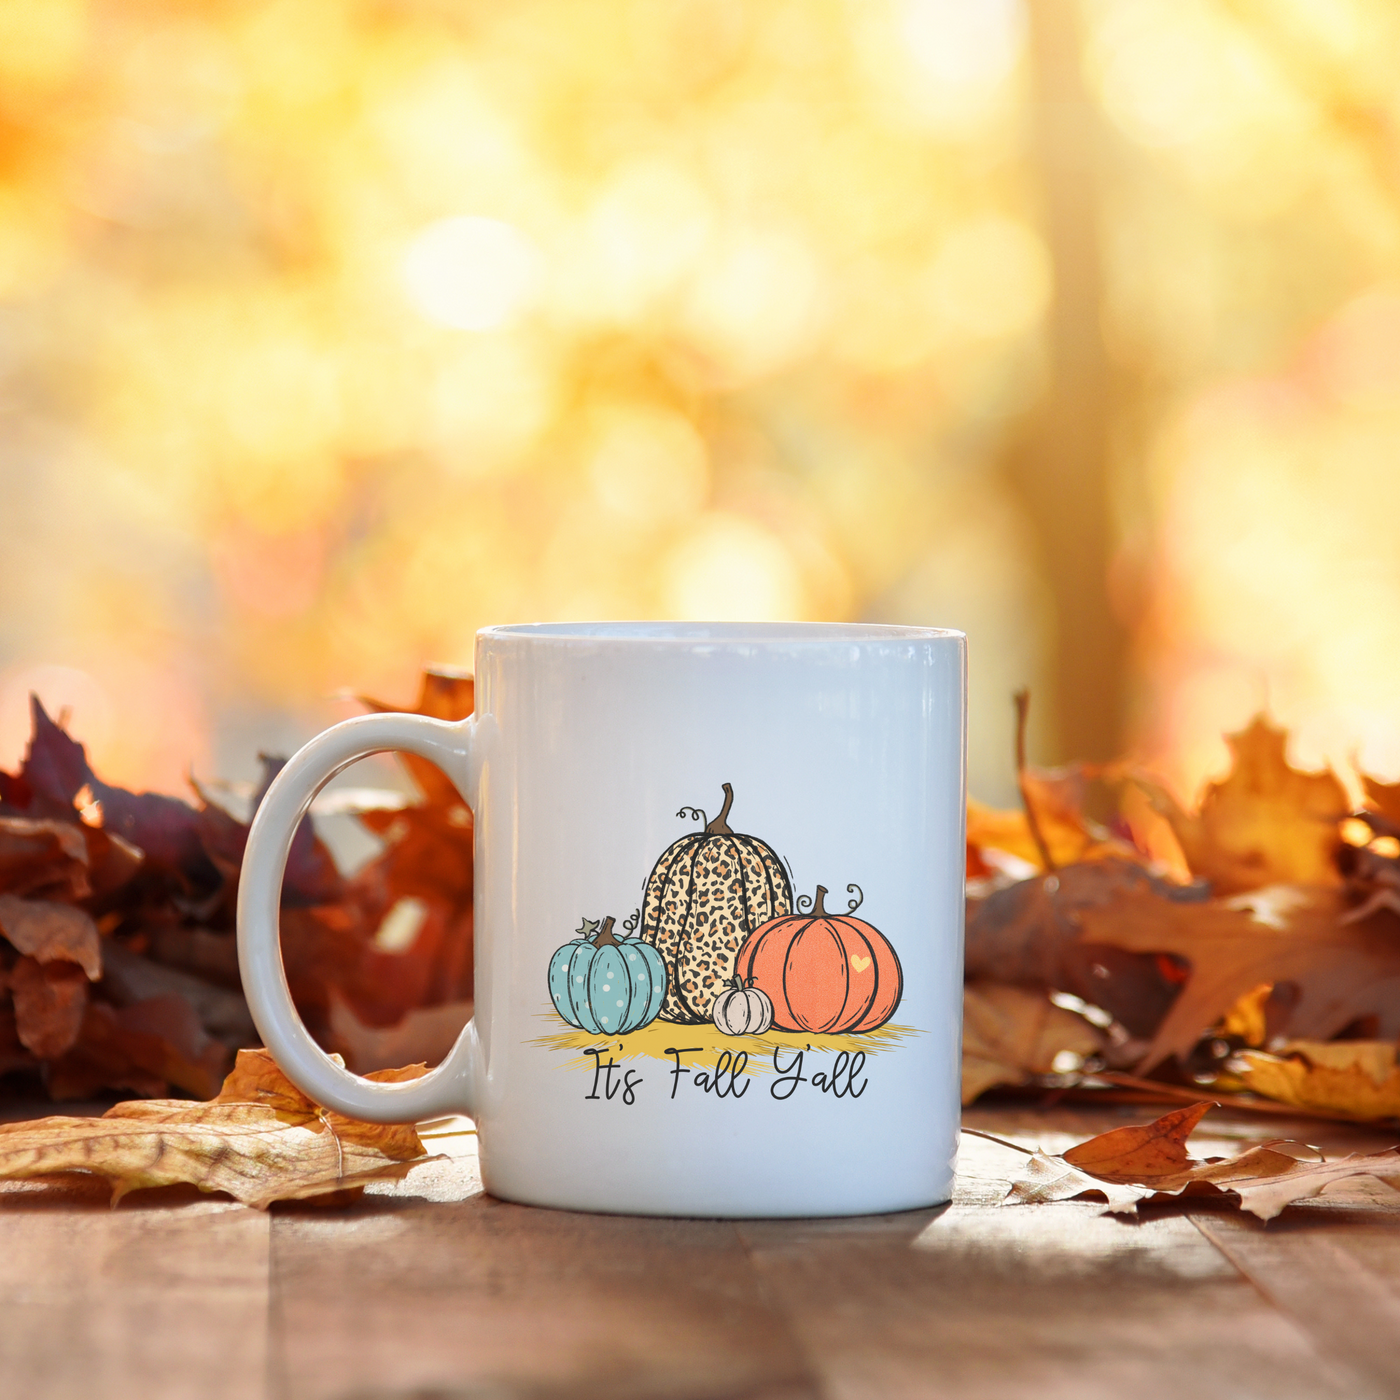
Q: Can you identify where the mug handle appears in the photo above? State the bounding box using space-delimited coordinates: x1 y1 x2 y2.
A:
237 711 479 1123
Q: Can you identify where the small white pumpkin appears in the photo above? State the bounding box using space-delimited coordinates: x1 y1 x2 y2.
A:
711 976 774 1036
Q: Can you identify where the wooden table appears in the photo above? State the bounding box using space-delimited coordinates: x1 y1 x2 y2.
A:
3 1101 1398 1400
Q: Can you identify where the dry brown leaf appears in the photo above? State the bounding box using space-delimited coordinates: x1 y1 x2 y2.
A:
213 1046 429 1158
1235 1040 1400 1121
0 817 92 901
961 982 1103 1104
1133 715 1348 895
79 824 145 899
0 1048 439 1207
0 893 102 978
1003 1151 1155 1211
965 859 1201 1037
1078 885 1400 1071
1006 1103 1400 1220
48 996 231 1102
11 957 89 1058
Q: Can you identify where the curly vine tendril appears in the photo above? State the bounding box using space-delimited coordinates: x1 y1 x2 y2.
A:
675 806 706 826
622 908 641 934
846 883 864 913
796 894 814 913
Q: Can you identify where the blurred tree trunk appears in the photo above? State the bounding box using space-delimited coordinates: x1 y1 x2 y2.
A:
1013 0 1127 763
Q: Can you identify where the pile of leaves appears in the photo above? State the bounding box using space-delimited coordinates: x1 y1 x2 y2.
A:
0 671 474 1103
965 699 1400 1125
6 661 1399 1137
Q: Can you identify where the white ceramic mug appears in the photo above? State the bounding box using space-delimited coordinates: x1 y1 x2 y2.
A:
238 622 966 1217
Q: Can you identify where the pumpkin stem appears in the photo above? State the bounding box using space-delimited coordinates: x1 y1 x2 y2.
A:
705 783 735 835
594 915 619 948
811 885 828 917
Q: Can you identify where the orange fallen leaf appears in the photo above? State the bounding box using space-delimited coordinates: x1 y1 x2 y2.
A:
1133 715 1348 895
0 1048 441 1207
1006 1103 1400 1220
1061 1101 1213 1184
966 798 1103 875
1219 981 1274 1047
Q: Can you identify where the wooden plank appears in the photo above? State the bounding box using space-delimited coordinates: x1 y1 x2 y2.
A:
731 1119 1370 1400
742 1205 1366 1400
1191 1194 1400 1398
269 1137 818 1400
0 1180 270 1400
2 1099 1395 1400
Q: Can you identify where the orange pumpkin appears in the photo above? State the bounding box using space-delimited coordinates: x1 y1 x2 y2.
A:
734 884 902 1034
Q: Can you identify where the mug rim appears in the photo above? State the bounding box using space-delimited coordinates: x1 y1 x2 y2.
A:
478 620 964 645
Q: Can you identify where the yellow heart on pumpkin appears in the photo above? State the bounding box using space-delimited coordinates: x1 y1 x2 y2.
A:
850 954 871 973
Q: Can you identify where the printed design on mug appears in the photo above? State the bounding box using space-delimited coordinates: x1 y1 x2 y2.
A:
535 783 919 1080
641 781 792 1024
547 916 666 1034
733 883 903 1035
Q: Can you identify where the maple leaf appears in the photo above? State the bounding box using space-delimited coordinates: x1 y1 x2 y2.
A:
1132 715 1348 895
961 982 1103 1104
965 859 1202 1036
0 1048 441 1207
1078 885 1400 1071
1006 1103 1400 1220
1234 1040 1400 1121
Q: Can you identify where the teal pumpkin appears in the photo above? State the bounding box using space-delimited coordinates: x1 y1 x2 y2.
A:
548 915 666 1034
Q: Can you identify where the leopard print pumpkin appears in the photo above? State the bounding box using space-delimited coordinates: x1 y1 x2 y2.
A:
640 783 792 1023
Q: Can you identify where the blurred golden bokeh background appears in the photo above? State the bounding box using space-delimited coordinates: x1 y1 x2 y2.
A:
2 0 1400 808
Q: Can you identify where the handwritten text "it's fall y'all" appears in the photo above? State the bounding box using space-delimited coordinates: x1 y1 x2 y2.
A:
581 1045 870 1105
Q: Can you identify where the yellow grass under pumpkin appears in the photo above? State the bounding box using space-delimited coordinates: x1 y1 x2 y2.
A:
532 1010 921 1073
